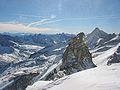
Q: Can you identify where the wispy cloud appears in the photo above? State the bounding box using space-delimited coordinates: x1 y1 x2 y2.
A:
0 23 51 33
28 19 64 27
27 15 56 27
27 15 120 27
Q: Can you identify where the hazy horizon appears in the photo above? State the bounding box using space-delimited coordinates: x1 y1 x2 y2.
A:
0 27 119 35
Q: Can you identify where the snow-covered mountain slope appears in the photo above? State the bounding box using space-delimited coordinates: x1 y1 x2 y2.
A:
85 27 116 49
99 34 120 47
0 42 44 73
26 63 120 90
92 43 120 66
0 43 43 62
85 27 108 49
0 33 74 90
0 33 73 68
0 43 45 90
86 29 120 66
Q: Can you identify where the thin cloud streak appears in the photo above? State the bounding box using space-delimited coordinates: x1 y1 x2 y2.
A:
27 15 56 27
27 18 51 27
28 19 64 27
27 15 120 27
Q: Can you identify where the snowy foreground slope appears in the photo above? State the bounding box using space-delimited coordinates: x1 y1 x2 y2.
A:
27 63 120 90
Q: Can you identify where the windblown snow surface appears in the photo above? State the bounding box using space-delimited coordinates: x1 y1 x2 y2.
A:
26 43 120 90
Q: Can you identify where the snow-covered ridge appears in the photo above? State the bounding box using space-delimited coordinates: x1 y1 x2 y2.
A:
92 43 120 66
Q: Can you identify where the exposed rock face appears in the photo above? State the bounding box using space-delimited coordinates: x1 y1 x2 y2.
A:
60 32 96 75
107 46 120 65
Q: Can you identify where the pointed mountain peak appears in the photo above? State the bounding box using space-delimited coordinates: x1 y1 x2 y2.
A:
85 27 109 49
94 27 100 31
93 27 103 32
91 27 108 36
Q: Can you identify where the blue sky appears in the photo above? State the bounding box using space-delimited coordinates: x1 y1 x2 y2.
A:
0 0 120 34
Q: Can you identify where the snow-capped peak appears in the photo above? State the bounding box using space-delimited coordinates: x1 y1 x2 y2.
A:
89 27 108 38
85 27 108 49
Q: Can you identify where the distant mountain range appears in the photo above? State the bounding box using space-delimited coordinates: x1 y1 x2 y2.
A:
0 28 120 90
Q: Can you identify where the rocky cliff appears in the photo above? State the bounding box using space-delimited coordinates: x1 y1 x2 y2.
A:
60 32 96 75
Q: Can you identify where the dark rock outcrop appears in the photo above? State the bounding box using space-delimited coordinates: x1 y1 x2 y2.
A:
107 46 120 65
60 32 96 75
